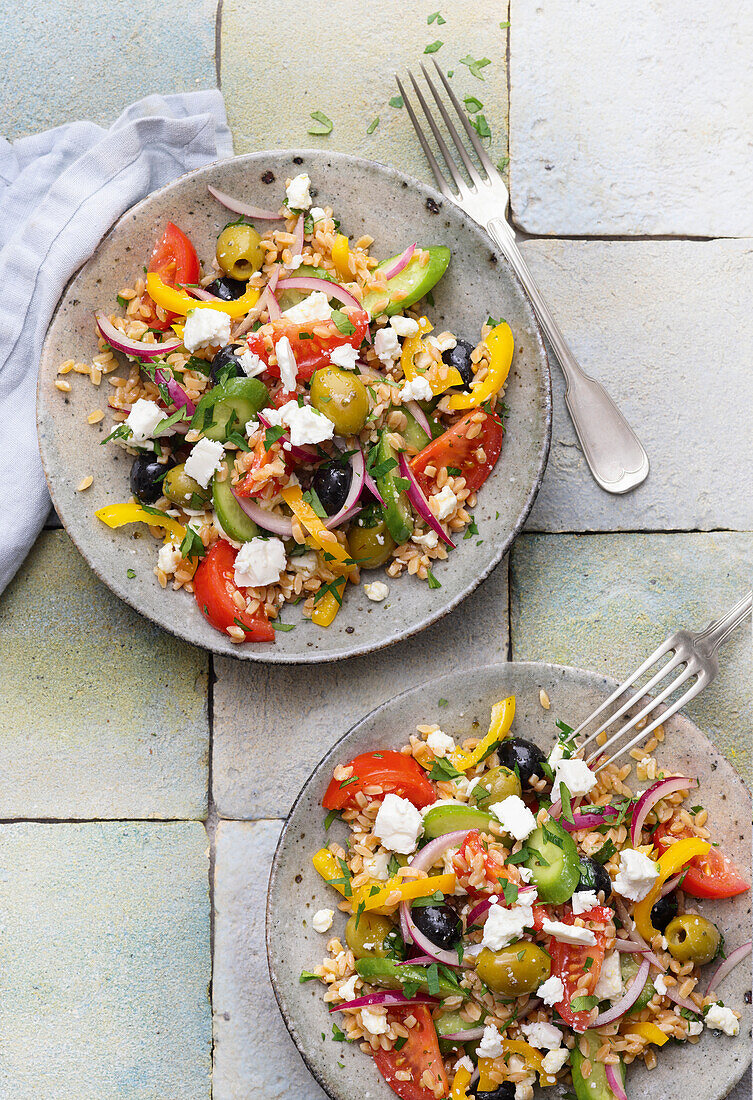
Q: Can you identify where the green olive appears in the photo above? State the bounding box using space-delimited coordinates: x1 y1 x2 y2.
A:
216 223 264 280
471 765 522 809
347 514 396 570
665 914 720 965
475 941 551 996
162 462 211 508
345 912 394 959
310 366 370 436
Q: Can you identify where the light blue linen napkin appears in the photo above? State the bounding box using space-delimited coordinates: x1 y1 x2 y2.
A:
0 89 234 595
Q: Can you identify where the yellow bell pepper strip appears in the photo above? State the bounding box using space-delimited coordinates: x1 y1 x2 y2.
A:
624 1021 670 1047
634 836 711 941
332 234 352 281
146 272 260 318
450 1064 472 1100
312 848 352 900
96 503 186 543
450 696 516 772
479 1041 555 1091
281 485 355 574
354 872 457 915
401 316 464 395
311 575 347 627
448 322 514 410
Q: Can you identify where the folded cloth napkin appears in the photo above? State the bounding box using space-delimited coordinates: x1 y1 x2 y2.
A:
0 89 234 595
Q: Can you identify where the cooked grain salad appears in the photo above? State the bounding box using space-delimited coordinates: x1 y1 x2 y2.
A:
307 696 750 1100
60 173 515 643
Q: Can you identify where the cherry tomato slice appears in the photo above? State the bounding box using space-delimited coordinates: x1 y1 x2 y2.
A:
193 539 274 643
246 308 369 382
233 438 287 500
322 750 436 811
373 1006 448 1100
144 222 200 331
549 905 612 1032
654 824 749 899
410 409 504 495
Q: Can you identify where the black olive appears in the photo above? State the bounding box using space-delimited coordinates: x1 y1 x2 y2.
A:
210 343 243 385
497 738 546 789
410 904 461 951
577 856 613 900
312 461 352 516
442 339 475 389
470 1084 515 1100
205 276 247 301
650 892 678 933
129 453 175 504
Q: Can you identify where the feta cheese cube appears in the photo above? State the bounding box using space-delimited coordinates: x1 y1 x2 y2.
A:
282 291 332 325
489 794 537 841
571 889 600 914
312 908 334 933
309 206 327 222
541 918 597 946
362 852 391 881
613 849 659 902
157 541 182 576
183 307 231 352
477 1024 505 1059
125 398 165 443
239 348 265 377
427 729 455 757
518 865 534 883
280 402 334 446
184 437 225 488
275 336 298 392
400 375 434 402
373 793 424 854
329 343 359 370
285 173 312 210
233 536 287 588
536 974 565 1006
245 419 260 436
374 326 400 364
553 756 597 798
390 315 420 337
593 950 623 1001
431 484 458 521
454 1055 474 1075
520 1021 562 1049
705 1003 740 1036
360 1006 389 1035
412 529 439 549
654 974 668 996
688 1019 704 1036
547 741 567 769
481 900 535 951
541 1048 569 1075
287 550 318 576
364 581 390 602
284 254 304 271
338 974 359 1001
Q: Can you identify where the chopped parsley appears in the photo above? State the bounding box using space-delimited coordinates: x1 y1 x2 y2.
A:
464 96 483 113
299 970 319 983
308 111 333 136
366 117 380 134
592 839 617 865
265 424 284 448
428 757 462 782
331 1022 346 1041
460 54 492 80
501 880 519 906
389 95 404 109
101 423 132 445
426 568 442 589
324 809 340 831
424 40 443 53
126 568 136 579
427 11 446 23
331 309 356 336
116 293 128 309
303 487 328 519
179 526 206 561
559 781 575 824
471 114 492 141
271 620 295 632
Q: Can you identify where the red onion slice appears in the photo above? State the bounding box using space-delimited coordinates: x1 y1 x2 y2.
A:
329 991 437 1012
614 938 649 952
558 806 620 832
466 899 491 927
665 985 701 1014
660 872 684 898
630 777 695 846
381 243 417 280
184 285 222 302
231 491 294 538
706 940 752 995
613 897 667 972
276 276 362 312
441 1025 486 1042
606 1064 628 1100
324 447 365 529
363 468 385 505
399 829 470 966
207 183 282 221
96 312 181 360
397 453 455 548
404 399 432 438
592 955 650 1026
154 368 195 415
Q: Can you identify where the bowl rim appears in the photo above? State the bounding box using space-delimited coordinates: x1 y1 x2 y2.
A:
37 149 552 663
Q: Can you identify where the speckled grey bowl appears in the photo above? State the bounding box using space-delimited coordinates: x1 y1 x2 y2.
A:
267 663 751 1100
37 151 550 662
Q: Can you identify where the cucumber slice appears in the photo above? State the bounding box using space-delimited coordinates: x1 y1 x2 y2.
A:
571 1031 625 1100
620 954 655 1012
355 958 468 999
212 461 259 542
522 818 580 904
422 803 496 839
362 246 451 317
191 377 269 443
375 431 413 543
400 407 431 453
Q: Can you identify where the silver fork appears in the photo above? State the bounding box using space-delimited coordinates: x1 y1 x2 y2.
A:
398 61 650 496
569 590 753 771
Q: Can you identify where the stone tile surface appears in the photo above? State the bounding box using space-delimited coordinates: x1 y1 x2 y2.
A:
521 239 753 533
213 821 327 1100
0 531 209 819
221 0 508 186
212 562 509 818
509 0 753 235
511 532 752 783
2 0 217 140
0 822 211 1100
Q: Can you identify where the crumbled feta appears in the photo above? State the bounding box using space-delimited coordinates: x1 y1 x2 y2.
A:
245 419 260 437
518 865 533 883
454 775 480 799
477 1024 505 1060
284 254 304 271
454 1055 474 1075
361 1006 389 1035
286 172 312 210
653 974 667 996
481 900 535 950
541 1048 570 1075
390 315 420 337
364 581 390 602
537 975 566 1006
400 375 434 402
613 849 659 902
705 1003 740 1036
687 1019 704 1036
489 795 537 841
373 793 424 854
310 206 327 222
287 550 318 576
553 756 597 797
338 974 359 1001
541 918 597 946
362 852 391 881
374 327 400 364
431 484 458 521
427 729 455 757
279 402 334 446
157 541 182 576
125 398 165 443
233 536 287 588
312 908 334 933
547 741 567 769
520 1021 562 1049
282 291 332 325
593 950 623 1001
184 437 225 488
275 336 298 392
430 332 457 353
329 343 359 370
239 348 265 377
412 530 439 549
571 889 600 914
183 307 231 352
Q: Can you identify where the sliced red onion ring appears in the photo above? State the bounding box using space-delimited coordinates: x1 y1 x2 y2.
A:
441 1025 486 1042
381 243 417 280
96 312 181 360
207 183 282 221
558 806 620 832
252 268 282 325
266 286 282 321
330 991 438 1012
467 899 491 927
405 399 432 438
397 453 455 549
231 491 293 537
363 468 385 505
630 777 695 846
184 285 221 302
593 955 650 1026
276 276 362 312
257 410 318 464
399 830 469 966
613 897 667 972
660 872 684 898
706 941 752 995
154 368 195 415
606 1065 628 1100
614 938 649 952
324 447 365 529
292 214 304 257
665 985 701 1014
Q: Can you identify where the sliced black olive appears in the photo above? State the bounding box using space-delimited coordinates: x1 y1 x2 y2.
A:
312 461 352 516
497 738 546 789
205 276 247 301
442 339 475 389
410 904 461 951
129 453 175 504
210 343 243 385
650 892 679 933
470 1084 515 1100
577 856 613 899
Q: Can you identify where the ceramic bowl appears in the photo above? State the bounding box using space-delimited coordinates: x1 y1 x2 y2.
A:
267 662 751 1100
37 151 550 662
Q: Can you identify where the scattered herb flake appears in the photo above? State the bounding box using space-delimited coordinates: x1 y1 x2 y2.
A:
424 40 444 53
331 309 356 336
460 54 492 80
308 111 333 136
271 620 295 631
429 758 462 782
464 96 484 113
324 809 340 831
471 113 492 141
389 95 404 109
426 568 441 589
367 117 380 134
299 970 319 983
427 11 446 23
126 568 136 579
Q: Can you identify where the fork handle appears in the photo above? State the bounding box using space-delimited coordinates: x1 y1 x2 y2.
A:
486 217 650 495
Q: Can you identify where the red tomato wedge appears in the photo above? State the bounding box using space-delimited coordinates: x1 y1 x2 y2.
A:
411 409 504 495
373 1006 448 1100
245 308 369 381
144 222 200 331
322 750 436 811
233 438 287 500
193 540 275 643
654 824 749 899
549 905 612 1032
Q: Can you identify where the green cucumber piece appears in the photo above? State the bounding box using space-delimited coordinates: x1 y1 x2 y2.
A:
522 818 580 904
571 1031 625 1100
620 954 655 1013
212 461 259 542
190 377 269 443
354 958 468 1000
375 431 413 543
401 407 431 452
362 246 451 317
422 803 496 839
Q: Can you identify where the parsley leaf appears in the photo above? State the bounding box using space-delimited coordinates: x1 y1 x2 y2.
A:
460 54 492 80
126 568 136 579
471 113 492 141
265 425 284 449
429 757 462 782
331 310 356 336
324 809 340 831
464 96 484 113
426 568 442 589
332 1023 346 1041
179 526 206 561
424 40 443 53
299 970 320 983
389 95 404 109
427 11 446 23
271 620 295 632
559 782 575 824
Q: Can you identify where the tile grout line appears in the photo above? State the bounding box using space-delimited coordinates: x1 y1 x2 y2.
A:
205 651 218 1096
